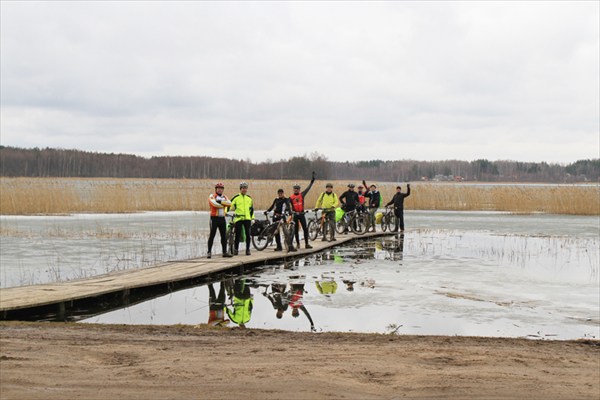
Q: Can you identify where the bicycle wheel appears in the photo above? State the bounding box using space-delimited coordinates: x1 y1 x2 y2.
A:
283 222 295 251
335 218 347 235
351 214 368 235
251 225 271 251
307 220 319 241
387 214 396 232
381 215 388 232
227 225 236 254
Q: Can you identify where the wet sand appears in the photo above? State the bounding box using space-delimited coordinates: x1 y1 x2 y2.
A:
0 322 598 400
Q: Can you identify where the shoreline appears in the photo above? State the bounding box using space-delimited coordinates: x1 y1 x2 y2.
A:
1 321 598 399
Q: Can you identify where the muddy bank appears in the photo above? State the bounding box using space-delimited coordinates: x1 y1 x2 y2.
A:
0 322 598 399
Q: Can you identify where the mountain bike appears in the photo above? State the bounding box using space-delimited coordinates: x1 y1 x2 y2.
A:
344 209 370 235
252 212 296 252
381 207 396 232
307 208 334 241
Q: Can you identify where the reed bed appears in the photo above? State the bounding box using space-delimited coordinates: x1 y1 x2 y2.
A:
0 178 598 215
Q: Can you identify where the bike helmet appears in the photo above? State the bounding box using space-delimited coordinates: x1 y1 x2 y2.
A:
215 182 224 189
347 183 355 188
293 183 301 189
239 181 248 189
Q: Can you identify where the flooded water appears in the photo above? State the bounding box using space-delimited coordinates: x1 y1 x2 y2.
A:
1 210 597 288
2 211 598 339
81 230 599 340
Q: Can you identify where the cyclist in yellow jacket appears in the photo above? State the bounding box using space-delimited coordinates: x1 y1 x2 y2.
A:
225 279 253 328
315 183 339 242
229 182 254 256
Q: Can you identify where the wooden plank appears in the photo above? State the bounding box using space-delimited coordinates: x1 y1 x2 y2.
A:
0 232 392 313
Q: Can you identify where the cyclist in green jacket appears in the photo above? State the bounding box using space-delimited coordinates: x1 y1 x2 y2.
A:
225 279 253 328
315 183 339 242
229 182 254 256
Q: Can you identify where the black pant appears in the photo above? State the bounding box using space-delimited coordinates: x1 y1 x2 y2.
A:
208 282 226 310
394 207 405 231
234 219 251 251
324 210 335 239
207 216 227 253
294 213 309 246
273 215 284 249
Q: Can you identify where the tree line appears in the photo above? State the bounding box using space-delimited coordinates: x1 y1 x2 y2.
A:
0 146 598 183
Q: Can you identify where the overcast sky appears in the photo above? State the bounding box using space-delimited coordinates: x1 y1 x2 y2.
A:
1 1 598 164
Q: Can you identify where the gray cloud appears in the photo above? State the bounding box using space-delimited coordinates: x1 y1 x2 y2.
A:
1 1 598 163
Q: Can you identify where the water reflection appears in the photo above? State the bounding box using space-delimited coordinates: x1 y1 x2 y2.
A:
82 231 599 340
225 279 254 328
207 282 229 327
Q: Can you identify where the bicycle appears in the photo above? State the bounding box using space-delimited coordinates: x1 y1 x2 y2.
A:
252 212 296 252
341 208 371 235
381 207 396 232
307 208 334 241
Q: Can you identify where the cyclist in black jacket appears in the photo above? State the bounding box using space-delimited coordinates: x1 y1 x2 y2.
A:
385 184 411 231
362 180 381 232
266 189 296 252
339 183 360 234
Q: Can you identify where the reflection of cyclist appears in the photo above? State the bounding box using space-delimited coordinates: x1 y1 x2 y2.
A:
342 279 355 292
289 172 316 249
315 183 339 242
266 189 296 252
289 282 315 331
230 182 254 256
226 279 253 328
385 184 411 232
207 182 233 259
315 279 338 296
263 283 289 319
362 180 381 232
207 282 229 326
393 233 405 261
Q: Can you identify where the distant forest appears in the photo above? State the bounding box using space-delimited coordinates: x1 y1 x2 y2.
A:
1 146 598 183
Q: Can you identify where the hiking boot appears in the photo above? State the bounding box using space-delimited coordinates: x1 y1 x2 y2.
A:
305 244 313 249
222 252 233 258
207 251 212 259
274 247 282 252
331 238 337 241
246 250 251 256
321 237 328 242
290 247 297 252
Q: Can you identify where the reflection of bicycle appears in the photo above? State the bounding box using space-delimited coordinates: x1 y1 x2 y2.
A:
381 207 396 232
307 209 333 241
252 212 296 252
335 209 370 235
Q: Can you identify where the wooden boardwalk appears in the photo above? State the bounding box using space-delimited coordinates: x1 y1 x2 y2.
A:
0 232 393 320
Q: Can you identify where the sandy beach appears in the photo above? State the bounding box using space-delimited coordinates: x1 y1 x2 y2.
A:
0 322 598 399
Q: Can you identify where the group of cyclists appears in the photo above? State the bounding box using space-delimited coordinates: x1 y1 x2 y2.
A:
206 173 411 258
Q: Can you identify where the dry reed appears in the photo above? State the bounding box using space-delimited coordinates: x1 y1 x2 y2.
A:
0 178 598 215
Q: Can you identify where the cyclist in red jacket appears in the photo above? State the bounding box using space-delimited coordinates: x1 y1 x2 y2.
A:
289 172 316 249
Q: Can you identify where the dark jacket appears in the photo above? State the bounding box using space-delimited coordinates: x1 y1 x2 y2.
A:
339 190 360 211
267 197 292 216
386 186 411 209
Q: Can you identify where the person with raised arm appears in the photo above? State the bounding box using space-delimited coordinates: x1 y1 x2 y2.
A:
289 171 316 249
385 183 411 232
